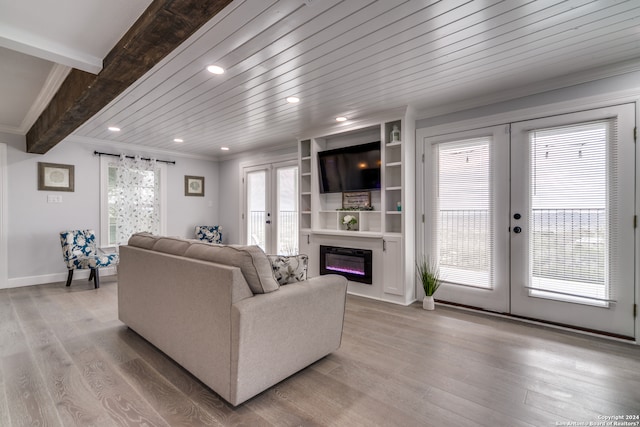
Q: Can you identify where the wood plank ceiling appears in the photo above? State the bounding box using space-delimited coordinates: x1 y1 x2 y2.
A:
25 0 234 154
69 0 640 157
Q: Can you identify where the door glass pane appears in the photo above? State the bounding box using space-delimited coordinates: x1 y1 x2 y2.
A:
435 137 492 288
528 121 611 306
277 166 298 255
247 170 266 251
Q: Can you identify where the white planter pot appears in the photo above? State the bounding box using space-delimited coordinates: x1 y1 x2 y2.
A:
423 295 435 310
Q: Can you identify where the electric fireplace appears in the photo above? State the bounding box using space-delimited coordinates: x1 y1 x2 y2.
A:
320 245 373 284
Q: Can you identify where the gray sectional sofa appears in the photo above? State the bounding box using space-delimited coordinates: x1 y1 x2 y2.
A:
118 233 348 406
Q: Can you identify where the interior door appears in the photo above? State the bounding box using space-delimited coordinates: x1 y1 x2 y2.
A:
244 161 298 254
422 125 510 312
510 104 635 338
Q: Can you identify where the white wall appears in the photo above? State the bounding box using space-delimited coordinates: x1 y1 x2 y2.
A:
416 70 640 129
218 145 297 245
2 135 219 287
165 155 219 239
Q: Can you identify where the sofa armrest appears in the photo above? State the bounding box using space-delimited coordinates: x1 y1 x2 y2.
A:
118 245 253 403
229 274 347 405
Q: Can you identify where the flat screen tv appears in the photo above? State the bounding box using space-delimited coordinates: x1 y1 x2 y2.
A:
318 141 381 194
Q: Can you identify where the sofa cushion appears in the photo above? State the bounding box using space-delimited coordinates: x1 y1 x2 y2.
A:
267 254 308 285
184 243 279 294
128 232 158 249
152 237 192 256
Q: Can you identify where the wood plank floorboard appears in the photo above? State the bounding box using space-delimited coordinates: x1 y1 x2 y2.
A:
1 278 639 426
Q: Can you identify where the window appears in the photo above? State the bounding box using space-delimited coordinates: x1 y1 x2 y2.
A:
527 120 614 305
100 156 167 247
433 137 493 289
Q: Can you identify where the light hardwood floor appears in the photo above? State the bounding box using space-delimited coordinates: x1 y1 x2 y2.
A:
1 277 639 426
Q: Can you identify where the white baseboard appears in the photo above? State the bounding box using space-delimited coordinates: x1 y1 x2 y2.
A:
346 290 416 306
3 267 117 289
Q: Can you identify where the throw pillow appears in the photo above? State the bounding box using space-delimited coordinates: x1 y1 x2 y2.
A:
267 254 308 285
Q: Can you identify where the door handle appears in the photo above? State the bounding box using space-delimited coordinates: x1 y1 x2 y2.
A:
513 226 522 234
266 220 271 224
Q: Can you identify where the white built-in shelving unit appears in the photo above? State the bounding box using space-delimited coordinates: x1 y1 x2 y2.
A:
297 108 416 305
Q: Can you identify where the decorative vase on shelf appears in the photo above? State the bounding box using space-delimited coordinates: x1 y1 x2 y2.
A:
343 214 357 231
423 295 435 310
390 124 401 143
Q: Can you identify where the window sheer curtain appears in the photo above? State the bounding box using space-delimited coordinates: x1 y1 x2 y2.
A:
113 155 161 246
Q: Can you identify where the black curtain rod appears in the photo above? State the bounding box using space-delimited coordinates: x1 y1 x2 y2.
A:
94 151 175 165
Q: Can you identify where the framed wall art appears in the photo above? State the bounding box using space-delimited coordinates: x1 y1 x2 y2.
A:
38 162 74 192
342 191 371 209
184 175 204 196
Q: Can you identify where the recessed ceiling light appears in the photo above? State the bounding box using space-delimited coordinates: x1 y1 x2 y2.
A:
108 126 121 132
206 65 225 75
174 138 184 143
286 96 300 103
335 116 348 122
221 147 230 151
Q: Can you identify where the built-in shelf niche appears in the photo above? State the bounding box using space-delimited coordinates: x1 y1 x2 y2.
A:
385 142 402 163
385 188 402 212
316 210 382 233
299 139 313 231
301 173 311 193
383 120 403 235
384 120 402 145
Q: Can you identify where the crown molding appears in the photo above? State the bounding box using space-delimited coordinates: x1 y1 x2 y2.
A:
20 63 71 134
0 124 21 135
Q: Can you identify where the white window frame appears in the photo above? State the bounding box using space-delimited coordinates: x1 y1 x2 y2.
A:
100 156 167 248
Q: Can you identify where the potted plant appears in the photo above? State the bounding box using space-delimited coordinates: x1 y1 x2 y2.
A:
416 256 441 310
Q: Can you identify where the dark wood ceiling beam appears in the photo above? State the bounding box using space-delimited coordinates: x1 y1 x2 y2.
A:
26 0 234 154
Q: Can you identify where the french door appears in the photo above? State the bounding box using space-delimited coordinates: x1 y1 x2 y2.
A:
422 104 636 337
510 105 635 337
243 160 299 255
423 125 510 312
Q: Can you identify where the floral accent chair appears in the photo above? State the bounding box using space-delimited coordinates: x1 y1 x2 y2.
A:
195 225 223 244
267 254 309 285
59 229 118 289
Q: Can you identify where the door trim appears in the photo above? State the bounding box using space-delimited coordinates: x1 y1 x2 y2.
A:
509 104 636 338
239 153 296 248
418 125 510 313
0 143 7 289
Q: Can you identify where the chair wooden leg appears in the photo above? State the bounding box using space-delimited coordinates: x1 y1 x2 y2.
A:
88 269 94 281
93 269 100 289
65 270 74 287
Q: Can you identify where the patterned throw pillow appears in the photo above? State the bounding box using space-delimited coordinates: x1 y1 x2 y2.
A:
267 254 308 285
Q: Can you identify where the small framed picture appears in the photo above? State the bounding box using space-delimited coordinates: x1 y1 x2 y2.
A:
185 175 204 196
38 162 74 192
342 191 371 209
